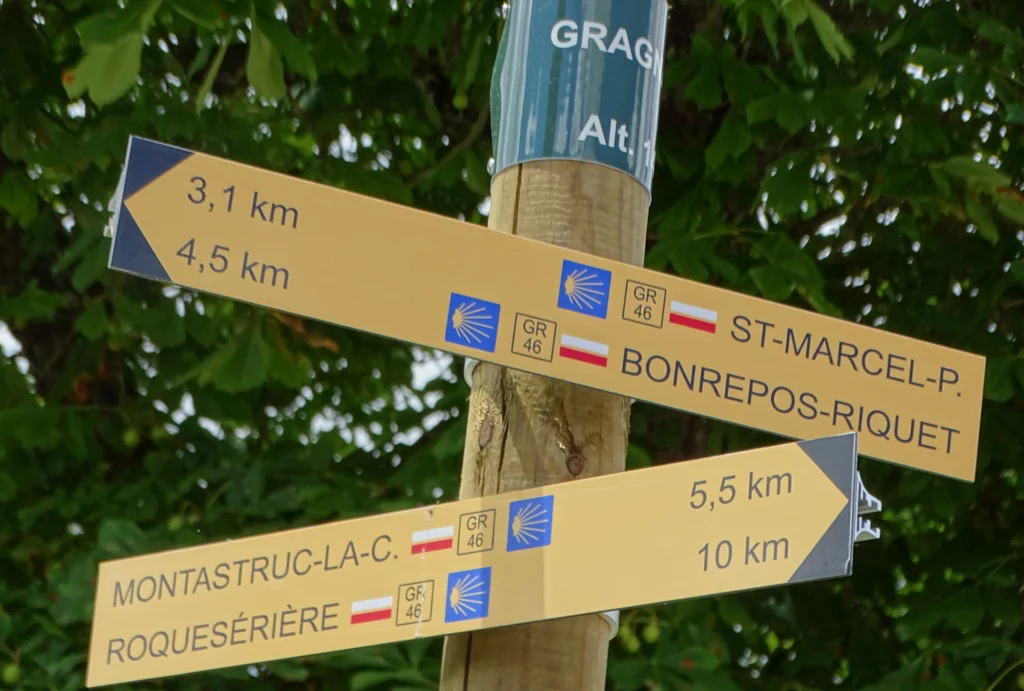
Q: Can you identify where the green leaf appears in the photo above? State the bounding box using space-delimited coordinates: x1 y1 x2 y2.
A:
268 346 312 388
803 0 854 63
149 311 187 349
0 359 31 408
184 309 216 347
0 405 61 450
721 51 771 105
0 282 66 327
196 37 230 112
264 660 310 682
205 326 271 393
1 122 30 161
686 670 742 690
240 461 266 505
977 21 1024 50
349 669 431 690
206 666 253 680
83 33 145 107
936 157 1012 192
876 23 905 55
707 254 742 284
684 60 724 111
983 356 1016 402
169 0 221 29
71 244 110 293
751 266 795 301
0 172 38 226
62 61 92 100
65 410 92 461
113 295 186 347
256 16 317 81
97 518 147 559
706 111 752 171
760 5 780 54
717 597 756 630
184 36 215 83
678 645 721 671
762 159 814 217
458 31 487 97
670 244 710 282
0 473 14 504
74 0 160 46
65 1 156 104
965 195 998 244
1006 104 1024 125
423 95 443 129
747 94 782 124
912 47 963 72
49 559 97 625
748 92 811 132
896 606 944 641
776 98 807 133
995 193 1024 223
247 26 287 100
74 300 108 341
804 288 842 317
788 21 810 74
608 658 648 688
781 0 809 27
930 169 952 196
942 587 985 631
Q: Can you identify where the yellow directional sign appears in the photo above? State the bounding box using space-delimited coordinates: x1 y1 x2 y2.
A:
86 434 859 687
107 137 985 480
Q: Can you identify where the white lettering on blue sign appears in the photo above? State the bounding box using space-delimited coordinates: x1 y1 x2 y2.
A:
550 19 661 75
578 114 631 154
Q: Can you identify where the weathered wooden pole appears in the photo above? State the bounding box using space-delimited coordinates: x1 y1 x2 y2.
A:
439 1 668 688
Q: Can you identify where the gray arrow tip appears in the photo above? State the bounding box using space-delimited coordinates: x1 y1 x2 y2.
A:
797 432 857 501
789 433 858 585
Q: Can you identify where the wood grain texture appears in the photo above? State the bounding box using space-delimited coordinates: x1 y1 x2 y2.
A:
439 160 649 690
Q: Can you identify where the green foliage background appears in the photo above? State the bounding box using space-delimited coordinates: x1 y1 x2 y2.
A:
1 0 1023 688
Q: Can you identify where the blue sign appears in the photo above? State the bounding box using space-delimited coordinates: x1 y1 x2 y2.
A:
506 496 555 552
558 260 611 319
444 567 492 623
491 0 669 197
444 293 501 353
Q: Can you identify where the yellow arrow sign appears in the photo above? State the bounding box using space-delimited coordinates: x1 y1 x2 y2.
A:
108 137 985 480
86 434 858 687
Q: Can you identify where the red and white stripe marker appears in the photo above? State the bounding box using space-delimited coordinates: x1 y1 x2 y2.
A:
669 301 718 334
350 596 393 625
410 526 454 554
558 334 610 367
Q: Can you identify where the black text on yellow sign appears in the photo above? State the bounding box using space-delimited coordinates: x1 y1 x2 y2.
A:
108 137 986 481
86 434 860 687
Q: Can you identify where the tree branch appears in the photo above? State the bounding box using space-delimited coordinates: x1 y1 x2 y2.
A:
408 105 489 189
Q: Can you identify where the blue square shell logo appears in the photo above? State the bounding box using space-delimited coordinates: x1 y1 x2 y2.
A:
444 293 501 353
506 495 555 552
444 567 492 623
558 260 611 319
